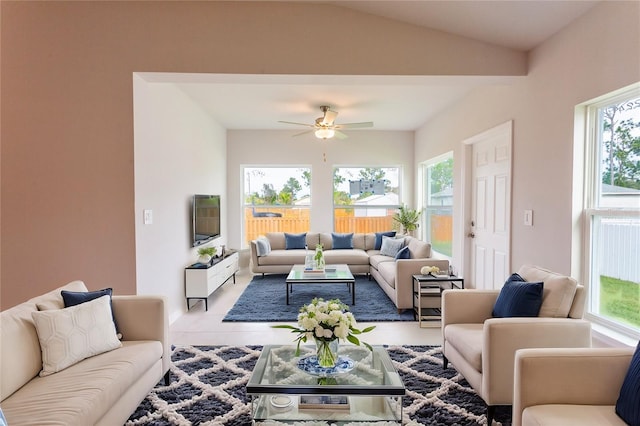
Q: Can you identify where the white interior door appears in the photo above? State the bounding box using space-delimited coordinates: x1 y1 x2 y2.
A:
465 122 512 289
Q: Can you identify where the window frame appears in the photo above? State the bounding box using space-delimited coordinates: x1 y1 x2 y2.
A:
581 84 640 342
420 152 454 259
241 165 311 248
332 166 402 234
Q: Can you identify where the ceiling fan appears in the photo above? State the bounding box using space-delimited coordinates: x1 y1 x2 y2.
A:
278 105 373 140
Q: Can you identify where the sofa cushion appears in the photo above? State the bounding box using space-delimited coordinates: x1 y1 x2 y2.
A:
407 237 431 259
266 232 286 250
374 231 396 250
332 232 353 249
444 323 484 372
255 237 271 256
368 253 396 270
257 249 306 265
31 295 122 376
284 232 307 249
522 404 628 426
615 341 640 425
395 246 411 259
323 249 370 265
518 265 578 318
1 341 162 426
352 233 367 250
62 288 121 338
492 274 544 318
380 235 404 257
377 261 399 288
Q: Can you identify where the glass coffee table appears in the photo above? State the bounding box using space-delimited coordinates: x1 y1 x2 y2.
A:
286 264 356 305
246 345 405 425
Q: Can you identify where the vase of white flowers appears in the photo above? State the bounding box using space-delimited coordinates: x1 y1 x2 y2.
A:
273 298 375 368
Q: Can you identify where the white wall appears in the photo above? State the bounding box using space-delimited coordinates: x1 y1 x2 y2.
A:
226 130 415 250
133 75 227 322
415 1 640 284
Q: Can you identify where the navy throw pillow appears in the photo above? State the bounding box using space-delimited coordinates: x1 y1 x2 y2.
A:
61 288 121 337
492 274 544 318
284 232 307 250
616 341 640 426
332 233 353 249
374 231 396 250
395 246 411 259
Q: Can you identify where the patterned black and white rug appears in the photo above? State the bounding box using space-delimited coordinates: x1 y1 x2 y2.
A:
126 345 511 426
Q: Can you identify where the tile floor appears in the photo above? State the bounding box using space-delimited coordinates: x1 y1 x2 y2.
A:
170 267 443 347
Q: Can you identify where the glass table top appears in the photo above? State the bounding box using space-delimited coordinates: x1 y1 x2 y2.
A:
246 345 405 396
287 264 355 282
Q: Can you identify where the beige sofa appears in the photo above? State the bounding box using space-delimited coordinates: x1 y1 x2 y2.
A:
514 347 635 426
0 281 170 426
441 265 592 424
250 232 448 310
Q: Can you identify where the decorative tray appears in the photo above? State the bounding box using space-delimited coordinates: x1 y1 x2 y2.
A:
297 355 355 376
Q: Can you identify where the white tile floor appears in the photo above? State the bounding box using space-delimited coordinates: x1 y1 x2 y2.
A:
170 267 443 347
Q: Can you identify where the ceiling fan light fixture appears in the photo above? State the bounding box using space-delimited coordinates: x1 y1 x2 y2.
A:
314 128 335 140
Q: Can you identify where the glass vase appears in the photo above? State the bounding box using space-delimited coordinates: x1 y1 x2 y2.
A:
315 338 339 368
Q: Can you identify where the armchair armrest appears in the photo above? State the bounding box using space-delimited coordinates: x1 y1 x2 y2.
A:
395 259 449 308
513 347 634 426
112 295 170 375
482 318 592 404
442 289 499 326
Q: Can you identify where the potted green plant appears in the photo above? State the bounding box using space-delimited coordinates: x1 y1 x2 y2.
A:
393 204 422 235
197 246 217 264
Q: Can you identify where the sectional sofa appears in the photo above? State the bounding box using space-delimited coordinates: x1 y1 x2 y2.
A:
249 231 449 311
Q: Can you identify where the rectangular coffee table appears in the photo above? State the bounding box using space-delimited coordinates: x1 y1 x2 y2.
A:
246 344 405 424
285 264 356 305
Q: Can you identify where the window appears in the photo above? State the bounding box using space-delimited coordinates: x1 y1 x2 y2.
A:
421 153 453 257
333 167 400 233
243 166 311 246
583 85 640 340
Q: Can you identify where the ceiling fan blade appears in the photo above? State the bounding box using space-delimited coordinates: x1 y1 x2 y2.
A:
334 130 348 140
292 130 313 137
278 120 315 128
335 121 374 129
321 110 338 126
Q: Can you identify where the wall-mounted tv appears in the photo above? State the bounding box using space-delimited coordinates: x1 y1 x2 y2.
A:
192 194 221 247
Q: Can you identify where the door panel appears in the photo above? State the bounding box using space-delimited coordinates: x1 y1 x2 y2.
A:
466 122 512 290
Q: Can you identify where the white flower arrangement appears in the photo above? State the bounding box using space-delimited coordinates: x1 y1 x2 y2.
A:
420 265 441 275
272 298 375 355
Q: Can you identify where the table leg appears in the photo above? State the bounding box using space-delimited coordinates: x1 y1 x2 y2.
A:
286 282 290 305
352 282 355 305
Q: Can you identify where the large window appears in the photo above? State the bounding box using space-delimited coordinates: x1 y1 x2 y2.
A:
243 166 311 246
333 167 400 233
583 86 640 340
421 153 453 257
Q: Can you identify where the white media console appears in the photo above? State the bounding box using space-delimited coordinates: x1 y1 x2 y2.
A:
185 251 239 311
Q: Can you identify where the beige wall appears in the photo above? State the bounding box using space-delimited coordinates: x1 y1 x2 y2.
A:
1 1 525 308
414 1 640 282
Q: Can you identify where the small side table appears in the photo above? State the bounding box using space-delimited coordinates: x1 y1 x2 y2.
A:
412 274 464 328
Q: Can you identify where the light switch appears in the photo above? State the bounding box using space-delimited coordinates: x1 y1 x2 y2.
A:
143 209 153 225
524 210 533 226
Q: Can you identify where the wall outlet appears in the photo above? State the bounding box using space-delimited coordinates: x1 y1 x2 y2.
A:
143 209 153 225
524 210 533 226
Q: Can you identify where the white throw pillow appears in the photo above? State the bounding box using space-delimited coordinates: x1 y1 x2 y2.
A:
380 235 404 257
31 295 122 376
255 237 271 257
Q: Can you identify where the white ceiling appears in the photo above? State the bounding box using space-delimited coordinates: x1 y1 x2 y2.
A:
151 1 599 134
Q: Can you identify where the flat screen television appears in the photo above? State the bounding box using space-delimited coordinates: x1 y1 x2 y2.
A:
192 194 221 247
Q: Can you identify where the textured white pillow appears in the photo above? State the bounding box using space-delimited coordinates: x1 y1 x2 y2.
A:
380 235 404 257
31 295 122 376
255 237 271 257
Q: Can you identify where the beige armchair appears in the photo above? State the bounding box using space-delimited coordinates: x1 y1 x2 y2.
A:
513 347 635 426
441 265 592 425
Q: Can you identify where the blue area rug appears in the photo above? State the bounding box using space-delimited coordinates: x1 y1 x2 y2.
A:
127 345 512 425
223 274 415 322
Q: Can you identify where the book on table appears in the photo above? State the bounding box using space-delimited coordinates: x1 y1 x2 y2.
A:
298 395 350 410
